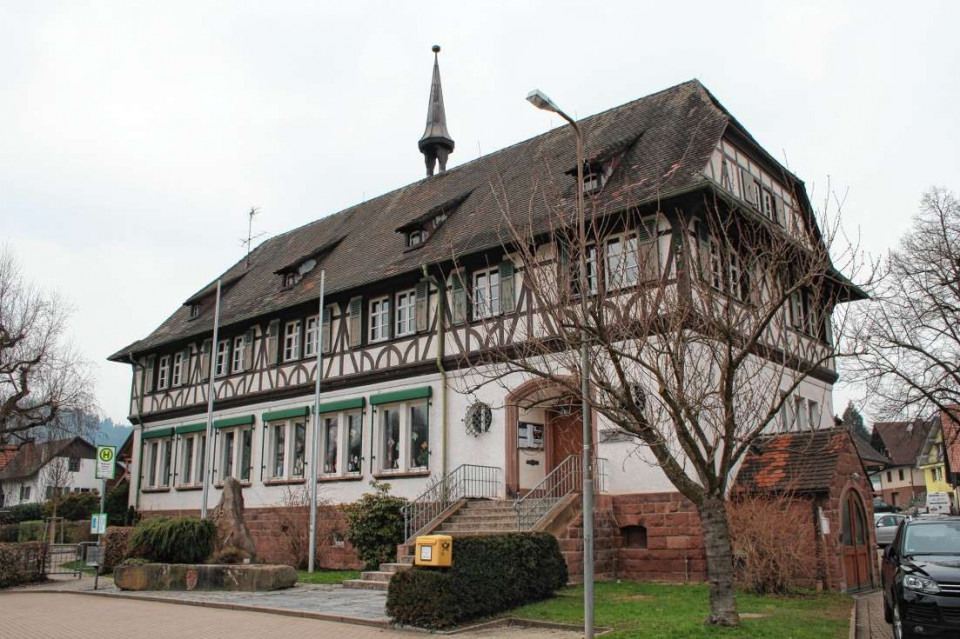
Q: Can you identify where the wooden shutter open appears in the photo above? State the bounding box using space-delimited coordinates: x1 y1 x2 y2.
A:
200 339 212 381
450 271 466 326
321 307 332 354
348 297 362 347
740 168 758 207
415 280 430 332
143 355 155 393
266 320 280 366
499 261 516 313
180 347 192 385
243 329 255 370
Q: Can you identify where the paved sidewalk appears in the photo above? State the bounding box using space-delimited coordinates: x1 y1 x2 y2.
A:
0 592 581 639
854 591 893 639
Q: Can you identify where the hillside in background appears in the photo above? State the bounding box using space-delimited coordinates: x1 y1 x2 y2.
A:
94 417 133 449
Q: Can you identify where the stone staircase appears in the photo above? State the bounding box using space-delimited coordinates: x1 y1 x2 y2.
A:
340 500 520 591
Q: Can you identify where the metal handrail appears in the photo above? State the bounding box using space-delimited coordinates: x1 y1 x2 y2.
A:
402 464 501 541
514 454 608 531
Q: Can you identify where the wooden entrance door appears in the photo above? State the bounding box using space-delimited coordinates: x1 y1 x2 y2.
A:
841 491 872 591
548 408 582 471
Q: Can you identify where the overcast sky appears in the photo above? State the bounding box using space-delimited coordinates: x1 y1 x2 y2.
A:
3 1 958 423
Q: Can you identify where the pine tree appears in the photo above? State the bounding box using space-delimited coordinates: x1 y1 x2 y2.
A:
842 401 870 441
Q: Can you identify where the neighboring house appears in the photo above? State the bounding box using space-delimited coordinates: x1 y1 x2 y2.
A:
851 431 889 493
735 428 878 592
871 419 933 508
108 61 865 588
0 437 99 507
917 418 953 510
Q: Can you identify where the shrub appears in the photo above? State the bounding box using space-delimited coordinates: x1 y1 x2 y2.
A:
208 546 251 565
104 481 139 525
345 481 407 570
128 517 215 564
0 525 19 543
7 503 44 524
386 533 567 629
99 526 133 575
47 492 100 521
17 520 45 542
0 542 45 588
728 493 817 594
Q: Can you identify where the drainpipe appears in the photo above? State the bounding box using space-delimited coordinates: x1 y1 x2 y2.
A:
423 264 448 478
127 352 146 511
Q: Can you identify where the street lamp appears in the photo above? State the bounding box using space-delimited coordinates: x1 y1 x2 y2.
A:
526 88 595 639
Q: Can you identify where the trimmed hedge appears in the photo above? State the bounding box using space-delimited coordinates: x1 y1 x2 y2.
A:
17 520 45 542
386 533 567 629
0 524 19 543
129 517 215 564
3 503 45 524
0 542 45 588
46 492 100 521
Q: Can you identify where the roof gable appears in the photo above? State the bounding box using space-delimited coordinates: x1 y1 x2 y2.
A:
872 419 934 466
0 437 95 481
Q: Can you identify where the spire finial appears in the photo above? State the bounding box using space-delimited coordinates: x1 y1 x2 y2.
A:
419 45 454 177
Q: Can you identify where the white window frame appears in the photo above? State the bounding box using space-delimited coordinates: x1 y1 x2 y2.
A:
265 418 307 481
369 296 390 343
395 289 416 337
171 352 184 387
376 400 429 473
157 356 170 390
304 315 318 357
232 336 245 373
145 436 174 488
180 435 196 486
284 320 301 362
216 426 253 484
216 340 230 377
319 410 364 477
473 268 501 319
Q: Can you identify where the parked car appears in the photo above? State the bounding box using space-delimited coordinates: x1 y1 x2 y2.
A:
875 513 907 547
881 515 960 638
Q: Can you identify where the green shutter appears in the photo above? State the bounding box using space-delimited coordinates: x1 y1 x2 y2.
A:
415 280 430 333
451 271 466 326
142 427 175 440
499 260 516 313
348 297 363 347
214 415 255 429
370 386 432 406
263 406 310 422
176 422 208 434
315 397 366 414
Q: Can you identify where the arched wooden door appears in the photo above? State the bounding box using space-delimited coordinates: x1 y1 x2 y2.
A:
841 491 872 591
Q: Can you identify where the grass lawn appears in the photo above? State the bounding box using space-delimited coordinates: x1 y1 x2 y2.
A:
296 569 360 584
509 581 852 639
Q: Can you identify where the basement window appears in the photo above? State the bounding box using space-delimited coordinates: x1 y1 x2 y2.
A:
621 525 648 549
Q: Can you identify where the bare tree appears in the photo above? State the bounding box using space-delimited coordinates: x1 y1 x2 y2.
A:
452 170 865 625
0 247 96 442
41 456 73 520
847 187 960 421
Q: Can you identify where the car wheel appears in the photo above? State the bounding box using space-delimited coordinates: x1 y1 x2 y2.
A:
892 603 915 639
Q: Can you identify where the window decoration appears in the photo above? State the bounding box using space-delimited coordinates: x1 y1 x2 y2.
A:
464 402 492 437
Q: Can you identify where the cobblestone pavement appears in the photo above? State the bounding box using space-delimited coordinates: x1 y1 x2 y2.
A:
0 593 580 639
855 591 893 639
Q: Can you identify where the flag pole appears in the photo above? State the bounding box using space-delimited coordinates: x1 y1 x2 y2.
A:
308 270 326 572
201 279 222 519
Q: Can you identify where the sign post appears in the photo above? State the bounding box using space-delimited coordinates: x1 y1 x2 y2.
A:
93 445 116 590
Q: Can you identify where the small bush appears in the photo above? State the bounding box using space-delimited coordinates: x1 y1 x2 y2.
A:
208 546 251 565
47 492 100 521
386 533 567 629
0 542 45 588
128 517 215 564
0 525 19 543
120 557 149 567
99 526 133 575
345 481 407 570
104 481 139 526
17 521 45 542
6 503 45 524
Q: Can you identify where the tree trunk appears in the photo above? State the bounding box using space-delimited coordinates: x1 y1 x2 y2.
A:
698 496 739 626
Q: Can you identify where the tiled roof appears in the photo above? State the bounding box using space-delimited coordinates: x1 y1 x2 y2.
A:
109 79 749 360
851 431 888 468
0 437 96 481
0 447 18 472
872 419 933 466
736 428 860 493
941 406 960 475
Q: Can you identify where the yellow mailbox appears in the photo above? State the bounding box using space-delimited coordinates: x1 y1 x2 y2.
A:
415 534 453 567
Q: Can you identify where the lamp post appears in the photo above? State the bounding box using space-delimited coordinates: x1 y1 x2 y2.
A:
526 89 594 639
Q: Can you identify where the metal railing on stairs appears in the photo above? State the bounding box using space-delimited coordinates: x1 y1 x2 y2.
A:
402 464 501 541
514 454 608 531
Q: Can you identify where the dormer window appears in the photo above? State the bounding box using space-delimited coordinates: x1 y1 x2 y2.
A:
407 230 426 248
283 272 300 288
583 167 602 194
189 304 201 319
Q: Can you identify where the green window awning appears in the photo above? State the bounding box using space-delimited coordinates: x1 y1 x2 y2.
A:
369 386 432 406
142 427 175 440
315 397 365 414
176 422 208 435
262 406 310 422
213 415 255 429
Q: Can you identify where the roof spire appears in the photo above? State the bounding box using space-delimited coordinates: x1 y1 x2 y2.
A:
419 45 455 177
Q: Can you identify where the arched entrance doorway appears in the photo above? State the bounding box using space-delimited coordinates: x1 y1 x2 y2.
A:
841 489 872 591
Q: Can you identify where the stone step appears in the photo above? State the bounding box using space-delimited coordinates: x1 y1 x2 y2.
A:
360 571 393 582
379 562 413 573
342 579 390 591
449 511 517 521
442 529 520 537
462 500 515 511
440 522 519 532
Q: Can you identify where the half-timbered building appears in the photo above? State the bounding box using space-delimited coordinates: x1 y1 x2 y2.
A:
110 52 872 589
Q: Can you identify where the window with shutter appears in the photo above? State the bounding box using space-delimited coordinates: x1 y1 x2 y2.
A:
740 168 759 207
348 297 362 347
267 320 280 366
243 329 255 371
415 280 430 332
450 271 466 326
143 356 155 393
200 339 212 381
499 261 516 313
321 306 333 354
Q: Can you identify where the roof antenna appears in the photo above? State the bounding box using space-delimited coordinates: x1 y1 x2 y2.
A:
239 207 265 268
